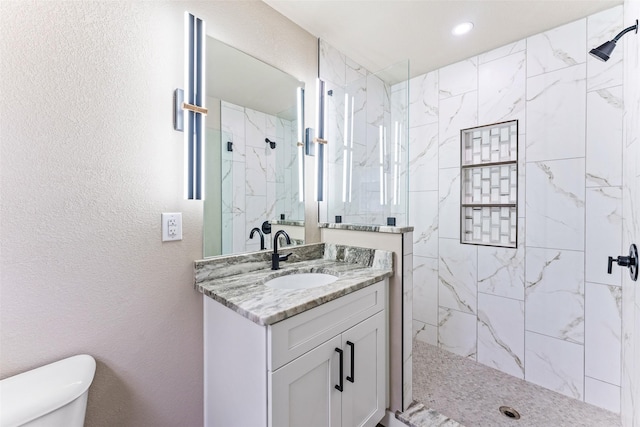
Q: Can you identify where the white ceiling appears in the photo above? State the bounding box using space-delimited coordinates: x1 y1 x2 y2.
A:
263 0 623 78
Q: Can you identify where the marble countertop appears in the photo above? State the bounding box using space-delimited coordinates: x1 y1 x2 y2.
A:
194 243 393 326
318 222 414 234
269 219 304 227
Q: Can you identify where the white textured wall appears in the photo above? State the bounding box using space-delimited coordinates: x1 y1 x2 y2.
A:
0 1 316 426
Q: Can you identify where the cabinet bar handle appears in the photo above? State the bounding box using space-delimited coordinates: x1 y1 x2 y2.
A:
335 348 343 392
346 341 355 383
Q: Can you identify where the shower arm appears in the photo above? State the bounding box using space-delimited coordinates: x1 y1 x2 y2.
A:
612 20 638 43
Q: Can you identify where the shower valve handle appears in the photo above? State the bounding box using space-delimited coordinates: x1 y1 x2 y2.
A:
608 255 633 273
607 244 639 281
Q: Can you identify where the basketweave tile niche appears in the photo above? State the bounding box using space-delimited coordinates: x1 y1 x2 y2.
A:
460 120 518 248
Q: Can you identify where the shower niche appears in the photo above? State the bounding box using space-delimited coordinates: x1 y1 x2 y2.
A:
460 120 518 248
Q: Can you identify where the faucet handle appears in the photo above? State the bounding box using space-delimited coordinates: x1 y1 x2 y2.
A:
279 252 293 261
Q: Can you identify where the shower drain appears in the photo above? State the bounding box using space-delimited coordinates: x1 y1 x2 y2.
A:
499 406 521 420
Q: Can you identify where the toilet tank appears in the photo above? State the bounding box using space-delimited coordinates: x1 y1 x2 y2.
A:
0 354 96 427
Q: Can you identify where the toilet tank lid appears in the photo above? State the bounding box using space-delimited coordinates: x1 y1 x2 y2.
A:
0 354 96 427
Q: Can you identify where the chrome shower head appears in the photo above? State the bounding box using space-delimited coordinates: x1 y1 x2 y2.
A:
589 19 638 62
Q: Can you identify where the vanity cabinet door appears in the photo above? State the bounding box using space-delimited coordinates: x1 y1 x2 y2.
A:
270 335 342 427
341 311 386 427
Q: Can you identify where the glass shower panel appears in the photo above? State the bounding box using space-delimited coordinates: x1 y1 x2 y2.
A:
323 60 409 226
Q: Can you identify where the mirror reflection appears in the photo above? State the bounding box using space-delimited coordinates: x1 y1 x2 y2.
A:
203 36 305 257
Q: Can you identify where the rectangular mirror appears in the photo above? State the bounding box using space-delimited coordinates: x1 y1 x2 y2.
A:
203 36 305 257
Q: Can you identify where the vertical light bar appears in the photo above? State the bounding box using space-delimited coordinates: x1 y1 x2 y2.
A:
348 95 354 203
297 87 305 202
393 120 399 205
342 93 349 203
379 125 384 205
184 12 195 199
195 15 205 200
184 12 205 200
315 78 326 201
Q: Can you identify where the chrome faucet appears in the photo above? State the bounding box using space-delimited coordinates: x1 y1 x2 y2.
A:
272 230 292 270
249 227 265 250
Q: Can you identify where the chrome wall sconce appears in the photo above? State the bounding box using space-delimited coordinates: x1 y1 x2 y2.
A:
174 12 207 200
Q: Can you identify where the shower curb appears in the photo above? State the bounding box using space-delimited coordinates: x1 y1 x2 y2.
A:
396 402 465 427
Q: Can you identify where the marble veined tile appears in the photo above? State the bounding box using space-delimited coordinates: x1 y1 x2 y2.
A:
525 158 585 251
585 376 621 414
525 331 584 400
346 57 367 84
319 39 346 85
586 87 623 187
439 238 477 315
221 156 233 213
585 187 622 286
245 108 266 148
404 354 413 410
245 195 267 233
232 210 246 253
231 160 246 214
477 238 525 301
266 113 276 140
366 74 387 128
438 92 478 169
621 4 640 422
410 190 438 258
439 307 477 360
404 252 414 362
413 320 437 345
221 212 232 254
409 71 438 127
585 282 622 386
479 50 526 126
477 293 525 379
265 141 277 184
409 122 438 192
525 247 585 344
245 146 267 197
527 18 586 77
526 64 586 162
438 168 460 240
221 101 246 161
413 255 438 325
478 39 526 64
439 58 478 99
587 5 624 92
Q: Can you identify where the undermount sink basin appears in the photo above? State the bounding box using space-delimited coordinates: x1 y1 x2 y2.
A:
265 273 339 290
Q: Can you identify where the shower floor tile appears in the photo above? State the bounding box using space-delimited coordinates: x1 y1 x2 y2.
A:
406 340 621 427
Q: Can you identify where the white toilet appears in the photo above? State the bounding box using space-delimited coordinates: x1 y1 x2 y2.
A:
0 354 96 427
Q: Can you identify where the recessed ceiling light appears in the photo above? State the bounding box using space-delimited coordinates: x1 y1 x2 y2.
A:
452 22 474 36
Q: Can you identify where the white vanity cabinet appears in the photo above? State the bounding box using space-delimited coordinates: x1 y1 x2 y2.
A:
204 280 387 427
270 310 385 427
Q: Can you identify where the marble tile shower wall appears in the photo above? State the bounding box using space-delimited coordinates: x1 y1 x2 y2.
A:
320 40 408 226
220 101 299 253
410 6 624 414
621 0 640 423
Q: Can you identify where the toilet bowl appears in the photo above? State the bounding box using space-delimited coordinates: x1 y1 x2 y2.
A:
0 354 96 427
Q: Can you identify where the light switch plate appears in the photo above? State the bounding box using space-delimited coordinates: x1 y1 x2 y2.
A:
162 213 182 242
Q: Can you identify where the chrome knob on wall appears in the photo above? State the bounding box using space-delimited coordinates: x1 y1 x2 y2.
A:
607 244 638 281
